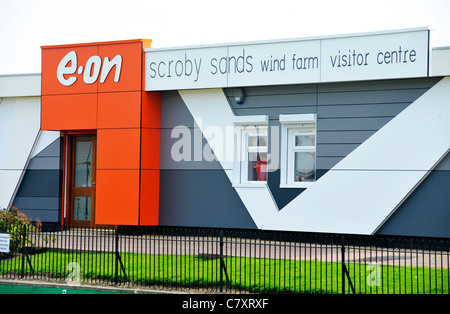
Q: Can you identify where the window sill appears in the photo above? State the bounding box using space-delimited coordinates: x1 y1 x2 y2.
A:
233 182 268 188
280 182 315 189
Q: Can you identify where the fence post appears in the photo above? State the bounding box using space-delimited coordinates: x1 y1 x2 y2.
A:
219 231 231 293
220 231 224 292
341 235 345 294
114 226 128 285
341 235 355 294
21 224 27 279
20 224 34 279
115 227 119 285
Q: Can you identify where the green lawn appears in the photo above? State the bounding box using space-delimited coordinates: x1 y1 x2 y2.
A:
1 251 448 294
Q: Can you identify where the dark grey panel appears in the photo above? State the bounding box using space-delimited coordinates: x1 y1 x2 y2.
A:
12 137 63 223
161 91 196 128
34 138 62 158
15 169 62 198
267 170 304 210
159 89 256 229
160 127 223 170
158 170 256 229
13 197 61 223
19 209 60 223
13 197 61 210
435 151 450 171
27 157 61 170
376 170 450 238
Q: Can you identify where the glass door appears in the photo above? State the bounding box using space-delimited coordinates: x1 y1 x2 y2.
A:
67 135 96 227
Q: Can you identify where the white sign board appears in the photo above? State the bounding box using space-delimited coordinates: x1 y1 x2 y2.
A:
0 233 10 253
145 28 429 91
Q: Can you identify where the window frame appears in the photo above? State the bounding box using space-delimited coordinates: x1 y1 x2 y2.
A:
280 114 317 188
233 115 269 187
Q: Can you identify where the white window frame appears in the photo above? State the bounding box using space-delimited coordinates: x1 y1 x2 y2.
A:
233 115 268 187
280 114 317 188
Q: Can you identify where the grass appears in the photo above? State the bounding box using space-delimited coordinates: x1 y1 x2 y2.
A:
1 250 448 294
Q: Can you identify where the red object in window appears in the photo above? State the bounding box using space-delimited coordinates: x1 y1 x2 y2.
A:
254 158 267 181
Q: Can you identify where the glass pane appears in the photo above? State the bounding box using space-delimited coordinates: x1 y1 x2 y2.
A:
248 134 268 147
247 152 267 181
74 140 93 187
73 196 91 221
295 134 315 147
294 152 315 182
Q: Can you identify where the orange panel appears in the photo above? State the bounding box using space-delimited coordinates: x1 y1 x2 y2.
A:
97 128 141 170
98 42 143 93
139 170 160 225
140 128 161 170
95 169 140 225
41 45 99 96
41 94 97 130
141 91 161 128
98 91 141 129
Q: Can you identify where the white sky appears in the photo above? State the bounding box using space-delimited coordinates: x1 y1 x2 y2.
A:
0 0 449 75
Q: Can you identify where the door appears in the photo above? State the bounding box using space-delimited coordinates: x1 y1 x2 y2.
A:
67 135 96 227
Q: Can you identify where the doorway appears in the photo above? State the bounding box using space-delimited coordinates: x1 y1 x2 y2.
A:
66 135 96 227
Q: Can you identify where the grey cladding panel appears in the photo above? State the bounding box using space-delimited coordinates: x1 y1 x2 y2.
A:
317 144 359 157
318 103 409 118
161 91 196 128
159 170 256 229
160 127 224 170
234 84 318 96
19 209 60 223
234 106 317 119
317 131 376 144
318 77 441 92
318 117 393 131
27 157 61 170
227 93 317 108
12 137 63 222
316 157 344 170
318 89 429 105
158 78 441 229
13 197 61 210
376 170 450 238
434 151 450 171
15 169 61 198
34 138 62 158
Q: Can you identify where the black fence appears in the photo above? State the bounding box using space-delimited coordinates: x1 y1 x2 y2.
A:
0 222 449 294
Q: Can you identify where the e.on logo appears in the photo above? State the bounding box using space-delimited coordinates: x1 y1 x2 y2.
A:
57 50 122 86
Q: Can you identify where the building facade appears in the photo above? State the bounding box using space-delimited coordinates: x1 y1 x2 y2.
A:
1 28 449 238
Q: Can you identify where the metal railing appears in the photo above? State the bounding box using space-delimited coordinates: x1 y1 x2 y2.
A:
0 222 449 294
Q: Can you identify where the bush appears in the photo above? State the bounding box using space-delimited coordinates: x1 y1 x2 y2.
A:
0 206 35 255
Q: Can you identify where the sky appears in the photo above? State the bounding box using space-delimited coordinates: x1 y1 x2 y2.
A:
0 0 449 75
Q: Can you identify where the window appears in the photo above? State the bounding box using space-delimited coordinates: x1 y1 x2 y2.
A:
242 126 268 183
233 115 268 186
280 114 317 188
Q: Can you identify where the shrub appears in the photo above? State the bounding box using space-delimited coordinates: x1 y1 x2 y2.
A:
0 206 35 255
